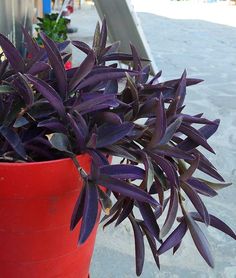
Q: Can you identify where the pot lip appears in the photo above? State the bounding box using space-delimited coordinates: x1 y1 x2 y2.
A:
0 153 89 167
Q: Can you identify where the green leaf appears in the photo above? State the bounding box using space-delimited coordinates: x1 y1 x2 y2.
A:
47 132 73 155
0 85 15 94
198 178 232 190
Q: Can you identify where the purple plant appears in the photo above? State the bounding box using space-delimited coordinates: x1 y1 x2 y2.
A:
0 20 235 276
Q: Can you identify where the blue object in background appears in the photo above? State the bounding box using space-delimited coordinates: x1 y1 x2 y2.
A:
43 0 51 14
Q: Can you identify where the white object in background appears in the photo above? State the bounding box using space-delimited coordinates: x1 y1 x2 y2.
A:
93 0 159 76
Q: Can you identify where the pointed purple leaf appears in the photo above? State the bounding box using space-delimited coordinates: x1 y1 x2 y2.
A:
185 212 214 268
69 50 95 91
148 95 166 148
178 124 215 153
158 220 188 255
26 75 65 117
40 32 67 98
190 212 236 240
27 62 51 75
96 122 134 148
115 199 134 226
159 116 183 145
150 153 179 187
0 126 27 159
79 181 99 244
129 217 145 276
70 185 86 230
100 164 145 180
38 118 67 133
160 187 178 238
76 70 138 90
0 34 25 72
187 178 217 197
181 182 210 225
72 41 92 55
98 175 159 207
138 201 160 241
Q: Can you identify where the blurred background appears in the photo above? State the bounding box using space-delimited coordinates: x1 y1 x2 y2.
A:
1 0 235 277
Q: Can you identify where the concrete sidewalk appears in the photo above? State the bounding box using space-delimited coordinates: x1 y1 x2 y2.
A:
69 2 236 277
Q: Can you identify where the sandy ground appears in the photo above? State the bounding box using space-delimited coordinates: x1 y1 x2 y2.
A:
69 1 236 277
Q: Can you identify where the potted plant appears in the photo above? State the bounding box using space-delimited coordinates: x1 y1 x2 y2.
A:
0 20 235 277
35 13 70 44
34 13 72 70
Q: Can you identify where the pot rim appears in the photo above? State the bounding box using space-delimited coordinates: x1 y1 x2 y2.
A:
0 153 89 167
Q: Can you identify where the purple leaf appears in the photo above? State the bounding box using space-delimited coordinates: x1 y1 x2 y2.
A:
98 187 112 215
76 70 138 90
100 197 124 224
21 27 40 57
125 73 139 118
69 50 95 91
0 126 27 159
72 41 92 55
15 73 34 107
150 153 179 187
115 199 134 226
96 111 122 125
199 119 220 139
198 178 231 191
180 155 200 182
103 206 122 230
0 34 25 72
198 159 225 182
103 41 120 56
38 118 67 133
160 187 178 238
100 164 145 180
185 212 214 268
190 212 236 240
149 70 162 85
158 220 188 255
129 217 145 276
87 149 109 167
72 94 118 115
104 79 118 94
181 182 210 225
40 32 67 98
154 145 194 160
138 201 160 241
96 122 134 148
106 144 138 162
130 43 142 71
0 60 8 78
148 95 166 148
26 75 65 117
66 113 85 152
178 123 215 153
180 114 217 125
187 178 217 197
27 62 51 75
99 18 107 50
101 53 149 63
159 116 183 145
79 180 99 244
70 185 86 230
178 120 220 153
141 223 160 269
175 70 187 108
173 241 182 254
98 175 159 207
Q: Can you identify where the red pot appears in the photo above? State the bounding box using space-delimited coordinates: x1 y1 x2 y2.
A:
0 154 98 278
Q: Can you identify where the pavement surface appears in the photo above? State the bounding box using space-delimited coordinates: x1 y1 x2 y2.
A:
69 1 236 277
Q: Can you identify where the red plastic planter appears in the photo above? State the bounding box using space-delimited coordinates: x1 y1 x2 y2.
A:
0 154 98 278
